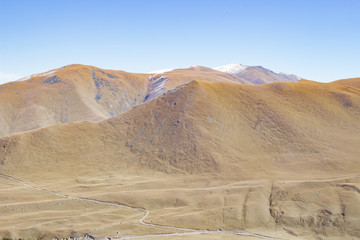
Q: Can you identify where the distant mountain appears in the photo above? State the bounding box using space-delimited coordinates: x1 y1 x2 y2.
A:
214 64 300 84
0 64 300 137
145 64 300 101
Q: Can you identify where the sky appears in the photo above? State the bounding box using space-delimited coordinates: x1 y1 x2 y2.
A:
0 0 359 84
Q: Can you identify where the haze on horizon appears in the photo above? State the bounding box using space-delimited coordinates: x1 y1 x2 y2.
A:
0 0 359 84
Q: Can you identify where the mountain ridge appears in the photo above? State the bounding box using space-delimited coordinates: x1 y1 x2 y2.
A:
0 63 301 137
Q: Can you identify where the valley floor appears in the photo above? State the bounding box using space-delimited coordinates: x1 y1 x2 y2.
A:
1 172 359 240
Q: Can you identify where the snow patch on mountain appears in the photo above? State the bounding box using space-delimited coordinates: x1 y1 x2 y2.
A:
213 64 249 75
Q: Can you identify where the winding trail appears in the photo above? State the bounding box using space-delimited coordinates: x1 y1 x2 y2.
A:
0 174 288 240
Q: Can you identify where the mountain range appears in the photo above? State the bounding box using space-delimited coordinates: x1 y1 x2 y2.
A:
1 64 360 240
0 64 299 137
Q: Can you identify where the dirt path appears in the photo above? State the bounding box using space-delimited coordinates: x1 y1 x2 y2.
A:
113 230 288 240
0 174 289 240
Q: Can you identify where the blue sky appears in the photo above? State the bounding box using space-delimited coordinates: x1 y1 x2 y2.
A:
0 0 359 84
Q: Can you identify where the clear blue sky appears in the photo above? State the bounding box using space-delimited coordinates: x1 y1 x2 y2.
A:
0 0 359 84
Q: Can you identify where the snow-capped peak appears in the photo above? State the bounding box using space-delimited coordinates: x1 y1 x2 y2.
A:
213 64 249 75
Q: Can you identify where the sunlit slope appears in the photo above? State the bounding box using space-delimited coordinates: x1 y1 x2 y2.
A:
0 64 149 137
1 78 360 179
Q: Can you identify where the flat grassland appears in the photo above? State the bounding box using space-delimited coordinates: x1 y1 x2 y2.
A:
1 172 359 240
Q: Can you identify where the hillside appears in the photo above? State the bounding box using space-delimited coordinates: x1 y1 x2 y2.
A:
1 78 360 178
0 64 299 137
1 78 360 239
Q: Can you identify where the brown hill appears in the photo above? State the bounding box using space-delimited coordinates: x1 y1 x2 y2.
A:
0 64 149 137
0 64 298 137
2 78 360 178
1 78 360 240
